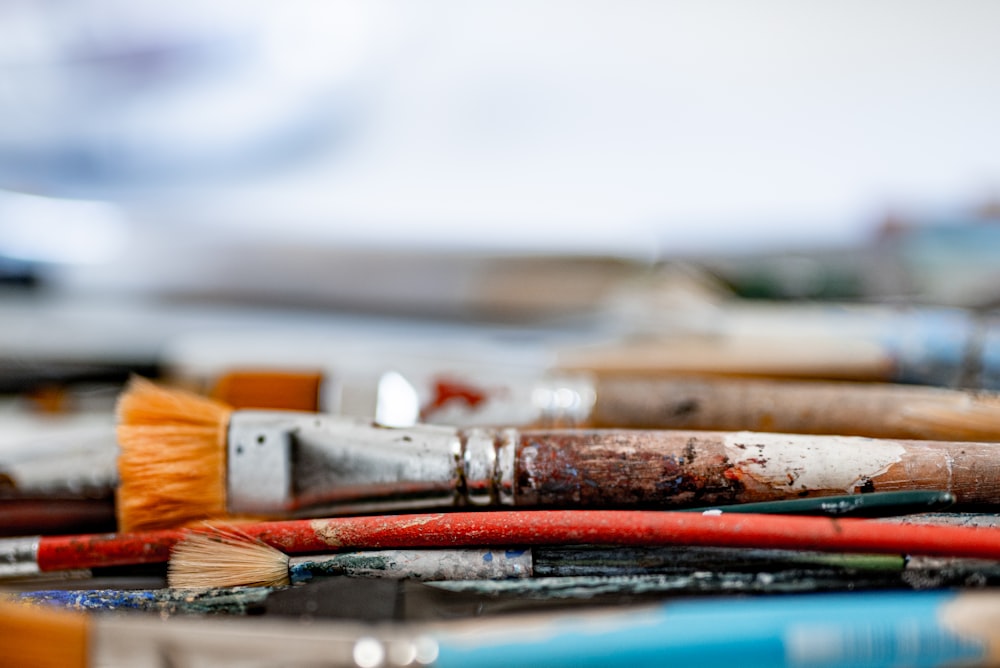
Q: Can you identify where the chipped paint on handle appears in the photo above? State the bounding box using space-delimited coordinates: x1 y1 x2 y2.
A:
723 432 906 495
513 429 1000 507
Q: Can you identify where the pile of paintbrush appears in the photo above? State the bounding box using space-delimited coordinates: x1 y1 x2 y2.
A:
5 371 1000 667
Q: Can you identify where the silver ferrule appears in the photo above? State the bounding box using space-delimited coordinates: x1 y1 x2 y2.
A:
462 428 497 505
495 428 518 505
0 535 40 579
227 412 518 516
93 614 439 667
459 427 518 507
528 373 597 426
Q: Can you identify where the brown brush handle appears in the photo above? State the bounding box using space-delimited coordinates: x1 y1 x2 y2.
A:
587 376 990 440
513 429 1000 507
557 336 895 381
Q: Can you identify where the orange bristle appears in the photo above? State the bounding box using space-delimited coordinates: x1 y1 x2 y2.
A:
115 377 233 533
210 369 323 411
168 529 290 589
0 599 89 668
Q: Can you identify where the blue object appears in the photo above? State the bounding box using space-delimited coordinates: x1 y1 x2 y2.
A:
433 591 987 668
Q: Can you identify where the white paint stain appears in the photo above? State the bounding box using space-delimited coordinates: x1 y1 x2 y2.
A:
724 432 905 493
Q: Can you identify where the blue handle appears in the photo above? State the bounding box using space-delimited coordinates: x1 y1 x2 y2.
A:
433 591 987 668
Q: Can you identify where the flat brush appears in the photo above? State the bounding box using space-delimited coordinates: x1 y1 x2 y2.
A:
164 531 908 589
116 377 1000 532
6 510 1000 578
212 367 1000 441
6 590 1000 668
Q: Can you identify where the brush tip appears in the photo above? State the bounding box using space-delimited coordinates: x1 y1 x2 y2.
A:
115 377 233 532
169 530 291 589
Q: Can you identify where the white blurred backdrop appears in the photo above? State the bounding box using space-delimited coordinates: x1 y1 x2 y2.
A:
1 1 1000 263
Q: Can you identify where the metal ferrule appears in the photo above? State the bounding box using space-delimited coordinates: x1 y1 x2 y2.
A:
528 373 598 426
227 412 518 517
92 614 440 667
0 535 40 578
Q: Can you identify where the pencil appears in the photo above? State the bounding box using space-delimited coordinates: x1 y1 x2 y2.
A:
5 590 1000 667
5 510 1000 578
115 378 1000 531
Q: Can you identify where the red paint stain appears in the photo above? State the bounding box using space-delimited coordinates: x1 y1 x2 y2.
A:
723 468 743 482
420 377 490 421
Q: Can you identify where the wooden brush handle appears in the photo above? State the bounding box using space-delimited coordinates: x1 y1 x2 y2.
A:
513 429 999 507
557 336 894 381
588 376 993 440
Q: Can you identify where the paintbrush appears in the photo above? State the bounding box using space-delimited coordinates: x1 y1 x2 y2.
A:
7 510 1000 579
210 366 1000 441
6 589 1000 668
165 529 1000 592
163 530 906 588
0 491 955 579
115 377 1000 531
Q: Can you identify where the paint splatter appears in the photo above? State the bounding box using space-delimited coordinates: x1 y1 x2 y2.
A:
420 378 490 421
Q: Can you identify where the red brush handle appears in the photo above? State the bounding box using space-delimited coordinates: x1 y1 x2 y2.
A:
36 510 1000 572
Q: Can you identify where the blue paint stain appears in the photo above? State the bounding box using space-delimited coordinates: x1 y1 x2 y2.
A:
19 590 157 610
483 552 493 562
504 549 527 558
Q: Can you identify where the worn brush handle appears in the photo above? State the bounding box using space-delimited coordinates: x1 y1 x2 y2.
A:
23 508 1000 573
589 376 999 440
513 429 1000 507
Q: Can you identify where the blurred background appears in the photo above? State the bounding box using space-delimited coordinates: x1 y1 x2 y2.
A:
1 0 1000 374
2 0 1000 538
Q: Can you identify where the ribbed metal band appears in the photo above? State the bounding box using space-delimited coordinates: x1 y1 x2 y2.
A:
495 428 518 505
462 428 497 506
460 427 518 507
